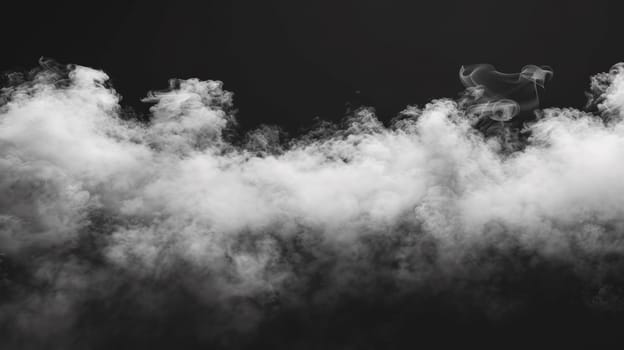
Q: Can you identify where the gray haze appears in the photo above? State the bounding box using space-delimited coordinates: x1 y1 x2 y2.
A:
2 62 624 347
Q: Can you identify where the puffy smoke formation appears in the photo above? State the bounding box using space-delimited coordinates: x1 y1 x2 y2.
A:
2 60 624 348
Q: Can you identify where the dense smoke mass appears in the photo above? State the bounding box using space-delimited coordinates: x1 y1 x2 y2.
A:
2 60 624 348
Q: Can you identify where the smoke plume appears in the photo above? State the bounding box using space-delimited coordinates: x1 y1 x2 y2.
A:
2 60 624 348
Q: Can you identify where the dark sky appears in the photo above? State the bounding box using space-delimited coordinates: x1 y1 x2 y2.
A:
2 0 622 131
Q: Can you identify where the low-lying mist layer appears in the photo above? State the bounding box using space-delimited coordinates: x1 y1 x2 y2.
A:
2 61 624 348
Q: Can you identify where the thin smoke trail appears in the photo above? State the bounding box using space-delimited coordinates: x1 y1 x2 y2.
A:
2 59 624 348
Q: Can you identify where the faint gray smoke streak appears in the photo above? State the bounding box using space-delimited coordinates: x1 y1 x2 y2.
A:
459 64 553 152
459 64 552 119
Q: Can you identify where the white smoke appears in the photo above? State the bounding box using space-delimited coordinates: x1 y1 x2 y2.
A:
2 61 624 346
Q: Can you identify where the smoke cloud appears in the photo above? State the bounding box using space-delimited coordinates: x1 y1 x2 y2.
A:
2 60 624 348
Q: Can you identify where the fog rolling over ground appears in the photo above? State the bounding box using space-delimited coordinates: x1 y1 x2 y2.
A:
3 60 624 348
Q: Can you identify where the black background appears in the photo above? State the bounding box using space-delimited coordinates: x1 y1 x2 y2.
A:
2 0 623 132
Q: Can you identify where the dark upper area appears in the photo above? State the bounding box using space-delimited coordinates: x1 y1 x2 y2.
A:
2 0 623 132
